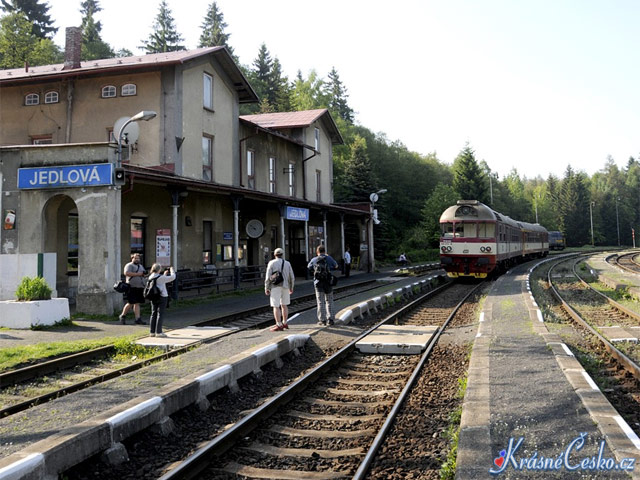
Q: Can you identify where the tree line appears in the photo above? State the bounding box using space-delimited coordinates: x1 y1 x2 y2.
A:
2 0 639 261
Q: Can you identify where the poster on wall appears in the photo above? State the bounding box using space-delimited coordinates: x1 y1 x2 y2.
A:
3 210 16 230
156 229 171 266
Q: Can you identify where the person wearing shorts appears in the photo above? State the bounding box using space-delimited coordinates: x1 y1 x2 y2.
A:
264 247 295 331
119 253 147 325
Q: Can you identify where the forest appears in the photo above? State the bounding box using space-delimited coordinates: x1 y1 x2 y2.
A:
2 0 640 261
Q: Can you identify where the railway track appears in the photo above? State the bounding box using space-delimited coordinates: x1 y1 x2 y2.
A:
546 255 640 378
155 282 480 480
528 254 640 451
608 252 640 275
0 278 401 418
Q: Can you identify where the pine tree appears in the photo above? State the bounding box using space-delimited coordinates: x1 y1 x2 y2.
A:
0 11 59 67
140 0 185 54
79 0 113 60
1 0 56 38
558 166 591 247
452 144 488 202
324 67 354 123
290 70 328 111
198 1 233 54
341 135 377 202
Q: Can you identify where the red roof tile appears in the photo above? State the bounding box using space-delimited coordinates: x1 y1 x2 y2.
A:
239 109 328 129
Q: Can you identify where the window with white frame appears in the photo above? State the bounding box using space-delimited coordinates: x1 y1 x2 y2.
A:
269 157 277 194
314 127 320 151
121 83 136 96
44 91 59 104
247 150 256 189
101 85 116 98
202 136 213 181
25 93 39 105
203 72 213 110
316 170 322 202
288 161 296 197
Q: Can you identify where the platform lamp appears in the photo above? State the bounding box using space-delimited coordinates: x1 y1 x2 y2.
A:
367 189 387 273
589 201 595 247
616 197 620 246
115 111 157 182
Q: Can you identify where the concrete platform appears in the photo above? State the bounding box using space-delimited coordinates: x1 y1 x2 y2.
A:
136 326 238 348
356 325 438 354
456 260 639 479
600 326 640 343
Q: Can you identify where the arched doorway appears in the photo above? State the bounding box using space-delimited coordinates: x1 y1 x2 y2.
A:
42 195 78 304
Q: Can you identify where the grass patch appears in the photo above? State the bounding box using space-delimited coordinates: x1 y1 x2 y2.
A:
440 374 468 479
0 334 140 372
31 318 75 330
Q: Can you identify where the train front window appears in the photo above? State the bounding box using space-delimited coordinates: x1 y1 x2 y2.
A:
463 223 476 238
442 222 454 237
478 222 495 238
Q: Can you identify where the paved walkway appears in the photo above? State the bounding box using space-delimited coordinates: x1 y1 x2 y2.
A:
0 267 402 349
456 261 639 479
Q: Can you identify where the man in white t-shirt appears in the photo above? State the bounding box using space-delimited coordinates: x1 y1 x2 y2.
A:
265 248 295 331
344 246 352 278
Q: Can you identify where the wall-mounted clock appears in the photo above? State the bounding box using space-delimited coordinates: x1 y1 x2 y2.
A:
246 219 264 238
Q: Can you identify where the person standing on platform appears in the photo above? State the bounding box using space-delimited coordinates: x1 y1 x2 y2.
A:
343 246 352 278
119 253 146 325
265 248 295 331
147 264 176 337
307 245 338 326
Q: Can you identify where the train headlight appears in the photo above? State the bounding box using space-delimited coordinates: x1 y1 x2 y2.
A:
447 246 452 252
441 246 447 252
480 246 486 252
486 246 491 252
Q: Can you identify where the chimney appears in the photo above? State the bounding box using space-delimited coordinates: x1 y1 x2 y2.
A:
62 27 82 70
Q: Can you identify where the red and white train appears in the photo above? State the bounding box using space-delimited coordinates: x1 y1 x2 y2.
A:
439 200 548 278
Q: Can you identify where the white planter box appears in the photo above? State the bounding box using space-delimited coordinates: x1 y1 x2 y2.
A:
0 298 70 329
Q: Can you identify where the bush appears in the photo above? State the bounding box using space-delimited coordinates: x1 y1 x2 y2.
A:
15 276 52 301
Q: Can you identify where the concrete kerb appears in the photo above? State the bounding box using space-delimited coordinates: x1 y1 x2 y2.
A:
0 333 310 480
335 274 446 325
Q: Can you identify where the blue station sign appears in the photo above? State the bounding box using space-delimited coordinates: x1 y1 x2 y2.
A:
18 163 114 190
285 206 309 221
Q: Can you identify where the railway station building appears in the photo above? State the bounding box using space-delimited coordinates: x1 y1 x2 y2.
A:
0 27 369 314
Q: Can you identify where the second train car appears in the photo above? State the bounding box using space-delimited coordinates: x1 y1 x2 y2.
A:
439 200 549 278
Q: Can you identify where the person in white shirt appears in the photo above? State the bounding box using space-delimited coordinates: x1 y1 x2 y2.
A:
343 246 352 278
147 264 176 337
264 248 295 331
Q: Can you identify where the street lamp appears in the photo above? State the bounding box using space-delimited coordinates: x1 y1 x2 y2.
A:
116 110 157 168
589 201 595 247
534 193 540 224
367 189 387 272
616 197 620 247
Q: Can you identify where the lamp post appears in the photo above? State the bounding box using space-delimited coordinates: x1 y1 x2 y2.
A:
589 201 595 247
368 189 387 273
116 110 157 168
616 197 620 246
534 193 540 224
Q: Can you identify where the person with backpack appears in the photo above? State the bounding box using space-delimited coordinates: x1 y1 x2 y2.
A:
119 253 147 325
145 264 176 337
307 245 338 326
264 247 295 331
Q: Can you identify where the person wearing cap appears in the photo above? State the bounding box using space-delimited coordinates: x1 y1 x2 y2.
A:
265 247 295 331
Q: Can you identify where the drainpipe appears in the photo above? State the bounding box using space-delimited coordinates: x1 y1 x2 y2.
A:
122 174 135 195
301 149 317 201
65 79 74 143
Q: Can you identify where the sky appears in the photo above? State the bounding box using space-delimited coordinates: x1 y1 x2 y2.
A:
48 0 640 180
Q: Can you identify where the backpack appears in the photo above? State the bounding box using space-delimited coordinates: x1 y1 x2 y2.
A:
269 259 284 286
313 256 331 285
143 275 161 302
